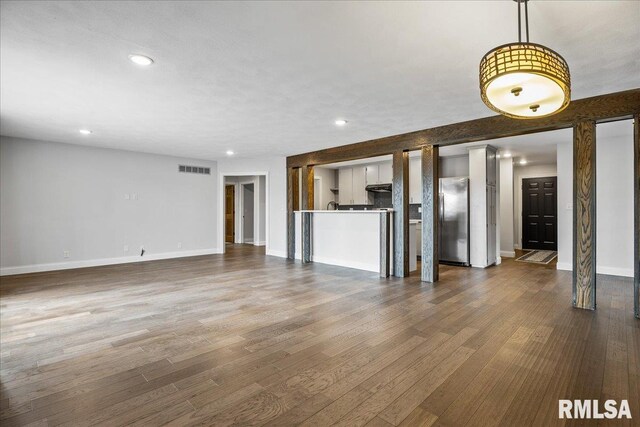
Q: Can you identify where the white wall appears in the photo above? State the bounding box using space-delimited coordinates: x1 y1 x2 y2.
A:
259 176 266 244
513 163 558 249
313 166 336 210
556 141 573 270
0 136 219 275
218 156 286 257
499 157 514 257
440 155 469 178
469 147 488 268
556 120 634 277
595 122 634 276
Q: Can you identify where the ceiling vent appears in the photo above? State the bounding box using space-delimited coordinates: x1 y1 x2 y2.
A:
179 165 210 175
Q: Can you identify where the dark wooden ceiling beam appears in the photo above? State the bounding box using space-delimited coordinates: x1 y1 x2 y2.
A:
287 89 640 168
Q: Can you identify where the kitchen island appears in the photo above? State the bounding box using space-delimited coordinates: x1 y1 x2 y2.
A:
294 210 417 275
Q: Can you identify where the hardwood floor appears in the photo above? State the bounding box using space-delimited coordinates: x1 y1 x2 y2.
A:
1 245 637 426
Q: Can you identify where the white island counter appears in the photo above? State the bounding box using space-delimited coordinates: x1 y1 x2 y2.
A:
294 210 417 274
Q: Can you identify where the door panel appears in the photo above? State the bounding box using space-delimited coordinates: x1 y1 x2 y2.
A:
225 185 235 243
522 176 557 250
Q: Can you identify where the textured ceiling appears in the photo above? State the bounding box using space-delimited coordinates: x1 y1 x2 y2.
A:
1 1 639 161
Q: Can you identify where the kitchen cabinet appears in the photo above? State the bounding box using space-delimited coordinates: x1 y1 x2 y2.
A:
338 166 370 205
365 165 379 185
379 162 392 183
352 166 369 204
409 157 421 204
338 168 352 205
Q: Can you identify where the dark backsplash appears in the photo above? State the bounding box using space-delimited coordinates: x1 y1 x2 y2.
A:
337 192 422 219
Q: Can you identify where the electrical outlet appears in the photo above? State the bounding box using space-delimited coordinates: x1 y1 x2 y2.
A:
63 250 70 258
177 242 182 249
124 245 129 252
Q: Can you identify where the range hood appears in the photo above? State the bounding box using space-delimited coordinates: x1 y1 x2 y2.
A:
365 183 392 193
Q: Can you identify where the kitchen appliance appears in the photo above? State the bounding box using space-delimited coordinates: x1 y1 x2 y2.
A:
365 183 392 193
439 177 470 265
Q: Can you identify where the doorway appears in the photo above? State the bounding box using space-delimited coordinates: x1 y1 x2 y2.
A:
225 185 235 244
242 183 254 244
522 176 557 251
220 173 268 254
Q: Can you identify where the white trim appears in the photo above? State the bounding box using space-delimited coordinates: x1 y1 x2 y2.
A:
266 249 286 258
0 248 222 276
254 241 266 246
310 255 378 273
500 250 516 258
597 266 633 277
555 263 633 278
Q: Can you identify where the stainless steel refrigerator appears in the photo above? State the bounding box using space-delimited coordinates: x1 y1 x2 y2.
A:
438 177 470 265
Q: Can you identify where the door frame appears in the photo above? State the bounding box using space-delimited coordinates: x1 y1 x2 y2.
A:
521 175 558 251
218 172 269 254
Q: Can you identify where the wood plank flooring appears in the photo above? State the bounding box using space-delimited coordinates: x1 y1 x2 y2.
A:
1 246 638 426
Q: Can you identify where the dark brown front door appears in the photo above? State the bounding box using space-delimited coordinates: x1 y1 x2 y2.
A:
522 176 557 251
225 185 235 244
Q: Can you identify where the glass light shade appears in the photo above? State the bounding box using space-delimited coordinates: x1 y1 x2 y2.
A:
480 43 570 119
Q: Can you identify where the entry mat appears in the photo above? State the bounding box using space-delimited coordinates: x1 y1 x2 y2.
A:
515 250 558 265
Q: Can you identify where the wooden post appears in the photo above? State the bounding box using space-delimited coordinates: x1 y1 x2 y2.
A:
573 121 597 310
286 168 299 260
301 165 314 210
392 151 409 277
300 165 314 263
422 145 439 283
634 114 639 318
379 211 390 278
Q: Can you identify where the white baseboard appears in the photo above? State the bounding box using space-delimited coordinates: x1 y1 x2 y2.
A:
254 241 266 247
556 262 633 278
0 248 222 276
597 266 633 278
311 255 379 273
266 249 286 258
500 251 516 258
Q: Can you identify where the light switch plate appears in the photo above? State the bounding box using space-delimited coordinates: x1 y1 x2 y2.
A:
418 207 422 213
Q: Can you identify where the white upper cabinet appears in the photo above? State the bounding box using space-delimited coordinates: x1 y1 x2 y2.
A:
338 168 353 205
378 162 393 183
352 166 369 205
409 157 422 204
338 166 371 205
365 165 379 185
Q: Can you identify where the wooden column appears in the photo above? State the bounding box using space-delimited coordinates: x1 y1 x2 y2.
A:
301 165 314 210
286 168 299 259
300 165 314 263
634 114 639 319
392 151 409 277
573 121 597 310
421 145 439 283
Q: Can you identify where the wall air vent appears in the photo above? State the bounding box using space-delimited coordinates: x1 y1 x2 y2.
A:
178 165 210 175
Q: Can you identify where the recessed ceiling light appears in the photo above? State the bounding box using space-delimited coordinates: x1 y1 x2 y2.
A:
79 129 92 135
226 150 235 156
335 119 348 126
502 152 512 158
128 54 154 66
519 159 528 165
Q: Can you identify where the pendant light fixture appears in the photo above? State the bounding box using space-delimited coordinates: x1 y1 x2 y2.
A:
479 0 570 119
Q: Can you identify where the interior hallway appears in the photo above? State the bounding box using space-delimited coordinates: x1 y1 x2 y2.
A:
0 246 637 426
